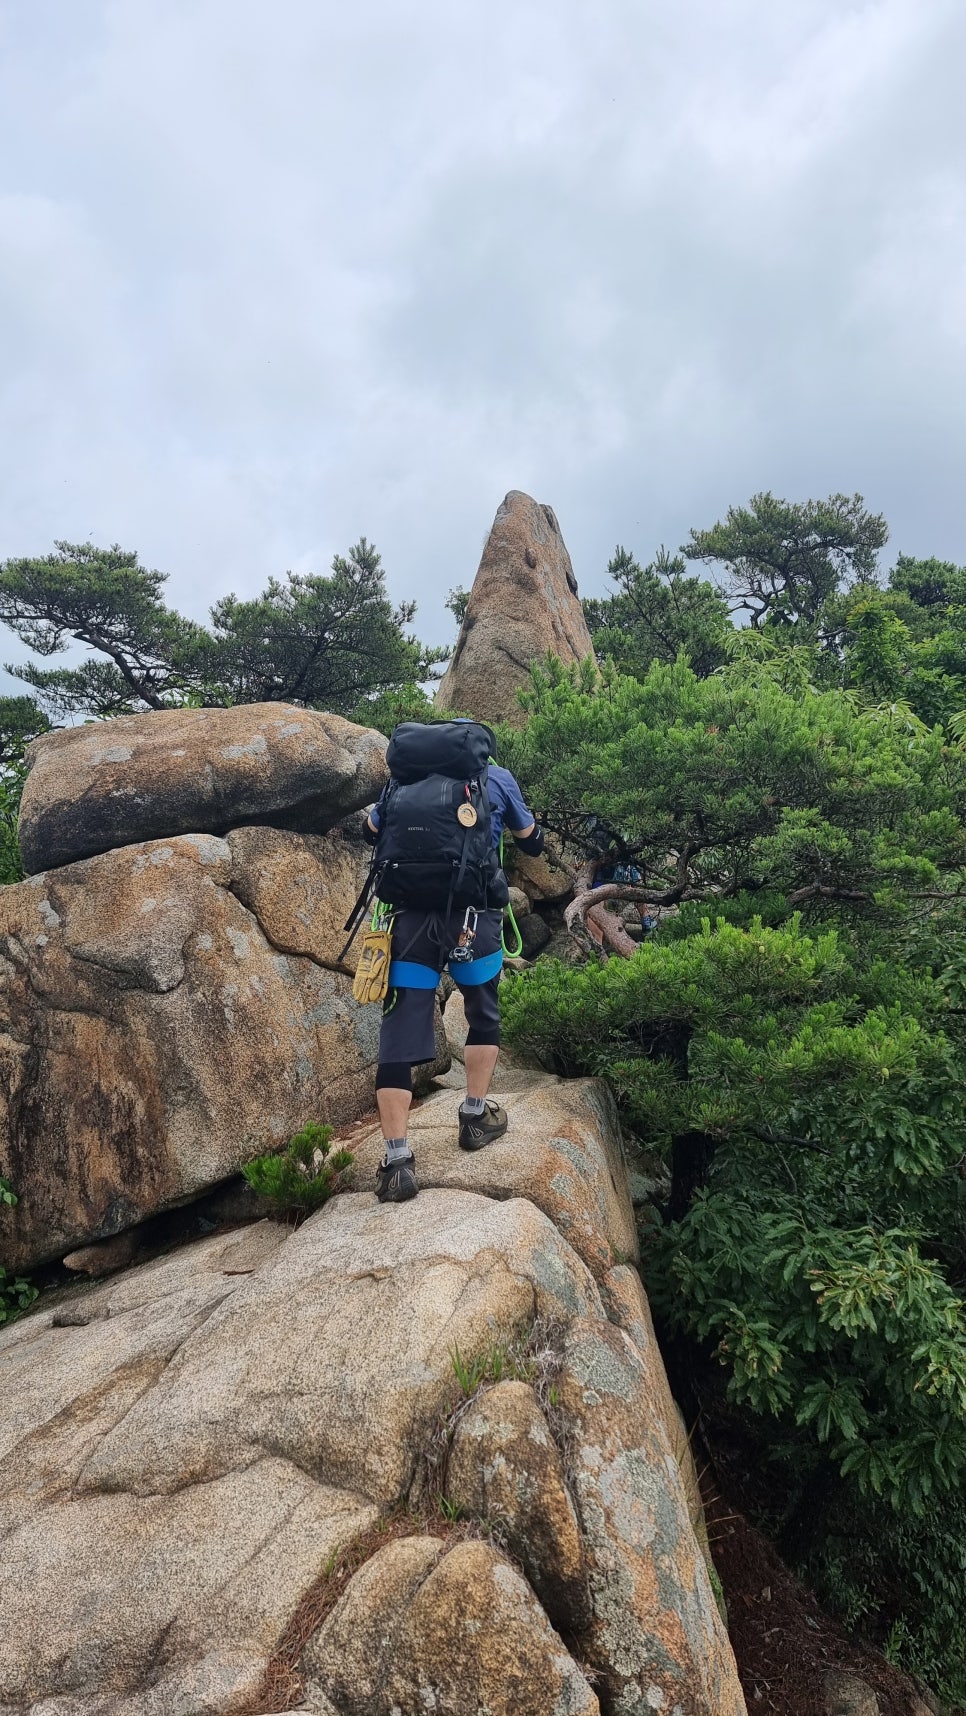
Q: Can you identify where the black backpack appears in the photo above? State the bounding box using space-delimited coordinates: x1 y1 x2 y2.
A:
372 720 505 911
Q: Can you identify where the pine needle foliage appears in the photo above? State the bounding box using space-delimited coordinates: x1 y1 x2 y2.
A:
242 1123 353 1215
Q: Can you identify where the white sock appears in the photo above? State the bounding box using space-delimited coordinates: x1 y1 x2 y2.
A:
385 1136 411 1161
461 1096 486 1116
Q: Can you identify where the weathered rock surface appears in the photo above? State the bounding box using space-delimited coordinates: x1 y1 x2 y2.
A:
62 1232 141 1276
557 1316 746 1714
0 831 396 1271
344 1078 639 1280
302 1537 601 1716
446 1380 588 1626
304 1535 447 1713
18 702 387 874
0 1072 744 1715
436 490 595 727
0 1221 379 1716
603 1262 721 1606
0 1192 606 1714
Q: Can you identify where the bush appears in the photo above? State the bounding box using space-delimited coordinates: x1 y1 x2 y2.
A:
0 1267 37 1325
242 1122 353 1214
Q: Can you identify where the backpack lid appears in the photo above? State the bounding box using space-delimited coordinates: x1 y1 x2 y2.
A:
386 719 495 784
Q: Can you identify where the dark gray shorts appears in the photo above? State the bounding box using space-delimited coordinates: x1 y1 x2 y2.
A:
378 907 503 1066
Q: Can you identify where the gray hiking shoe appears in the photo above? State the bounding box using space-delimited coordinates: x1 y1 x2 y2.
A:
458 1100 508 1153
375 1152 418 1203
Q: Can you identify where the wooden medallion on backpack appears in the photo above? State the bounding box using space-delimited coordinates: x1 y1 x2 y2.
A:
457 802 478 827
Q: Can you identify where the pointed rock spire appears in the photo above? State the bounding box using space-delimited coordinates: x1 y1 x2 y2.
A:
436 491 594 726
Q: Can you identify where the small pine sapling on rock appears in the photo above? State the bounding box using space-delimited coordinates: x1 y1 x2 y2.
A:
242 1122 353 1215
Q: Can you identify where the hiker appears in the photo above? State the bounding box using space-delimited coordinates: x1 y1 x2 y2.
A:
361 719 543 1203
585 822 657 935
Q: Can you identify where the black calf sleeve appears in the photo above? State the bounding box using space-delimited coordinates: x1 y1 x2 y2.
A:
375 1061 413 1092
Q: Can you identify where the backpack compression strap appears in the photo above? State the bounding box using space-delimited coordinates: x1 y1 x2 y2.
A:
339 862 382 962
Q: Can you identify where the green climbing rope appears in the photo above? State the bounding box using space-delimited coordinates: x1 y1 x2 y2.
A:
500 834 524 957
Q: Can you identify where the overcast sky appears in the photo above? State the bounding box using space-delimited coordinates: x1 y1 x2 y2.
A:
1 0 964 668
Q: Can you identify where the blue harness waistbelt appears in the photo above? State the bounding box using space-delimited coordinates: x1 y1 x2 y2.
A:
450 947 504 986
387 959 439 990
387 947 504 990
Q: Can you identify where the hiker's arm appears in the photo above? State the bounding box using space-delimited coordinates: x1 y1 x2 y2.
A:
362 796 384 845
503 772 543 854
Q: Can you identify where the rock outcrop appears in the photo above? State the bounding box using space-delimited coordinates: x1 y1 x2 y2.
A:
510 834 577 901
18 702 387 874
445 1380 589 1625
436 491 595 726
0 827 447 1273
0 1076 746 1716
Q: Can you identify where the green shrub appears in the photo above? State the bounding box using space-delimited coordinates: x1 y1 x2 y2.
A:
242 1122 353 1214
0 1267 37 1325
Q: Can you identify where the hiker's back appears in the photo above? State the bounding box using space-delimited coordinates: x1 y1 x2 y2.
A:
373 720 506 911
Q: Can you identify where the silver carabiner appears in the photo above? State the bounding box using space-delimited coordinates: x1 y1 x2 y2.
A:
449 906 479 963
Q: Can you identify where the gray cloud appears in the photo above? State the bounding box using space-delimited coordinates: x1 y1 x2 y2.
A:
0 0 963 673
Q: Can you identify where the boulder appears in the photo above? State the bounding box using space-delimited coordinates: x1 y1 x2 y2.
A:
436 491 595 727
18 702 387 874
0 1064 747 1715
518 909 552 958
0 831 407 1271
0 1193 603 1713
44 1193 603 1513
445 1379 588 1626
303 1535 447 1713
344 1078 638 1280
0 1221 378 1716
823 1671 880 1715
226 821 370 972
302 1538 600 1716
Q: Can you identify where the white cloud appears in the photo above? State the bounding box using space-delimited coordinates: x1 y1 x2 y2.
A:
0 0 963 665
